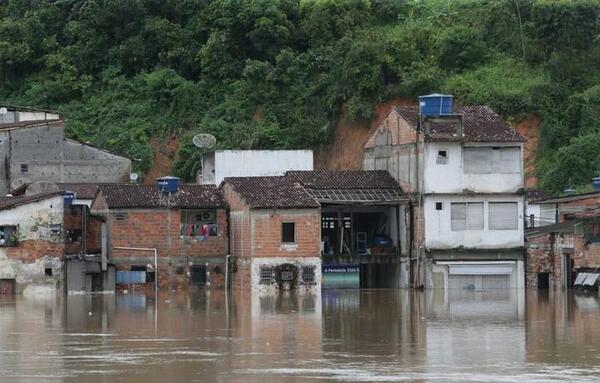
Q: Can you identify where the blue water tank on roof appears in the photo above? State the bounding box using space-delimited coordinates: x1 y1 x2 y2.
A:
419 94 453 116
593 177 600 191
157 176 180 193
64 191 76 207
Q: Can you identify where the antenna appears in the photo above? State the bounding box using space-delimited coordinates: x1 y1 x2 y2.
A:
130 172 139 183
192 134 216 150
192 134 217 184
0 107 7 115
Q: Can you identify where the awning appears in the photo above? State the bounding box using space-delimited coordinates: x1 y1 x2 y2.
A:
574 272 599 287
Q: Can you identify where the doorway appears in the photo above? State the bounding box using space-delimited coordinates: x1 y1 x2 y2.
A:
0 279 16 295
190 265 207 286
537 272 550 289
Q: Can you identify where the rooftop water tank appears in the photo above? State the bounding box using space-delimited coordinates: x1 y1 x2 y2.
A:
157 176 180 194
563 188 576 196
419 94 453 116
593 177 600 191
63 191 76 207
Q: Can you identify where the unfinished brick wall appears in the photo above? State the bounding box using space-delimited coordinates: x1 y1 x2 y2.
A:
364 109 419 148
558 196 600 221
64 205 101 255
573 235 600 270
6 240 64 262
108 208 228 258
526 233 563 288
104 207 228 289
250 210 320 258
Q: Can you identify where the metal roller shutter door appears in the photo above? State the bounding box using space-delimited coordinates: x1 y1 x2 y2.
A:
447 264 513 290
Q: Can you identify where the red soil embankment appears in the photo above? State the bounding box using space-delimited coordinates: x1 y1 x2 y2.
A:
144 135 180 184
315 97 416 170
515 114 541 188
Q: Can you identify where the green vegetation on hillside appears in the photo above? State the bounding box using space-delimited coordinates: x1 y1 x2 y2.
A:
1 0 599 194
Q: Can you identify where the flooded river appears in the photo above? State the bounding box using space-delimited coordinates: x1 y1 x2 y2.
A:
0 289 599 382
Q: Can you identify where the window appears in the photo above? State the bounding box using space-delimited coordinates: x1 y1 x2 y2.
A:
0 226 18 246
260 267 273 284
67 229 82 243
282 222 295 243
451 202 484 231
302 266 315 284
375 157 389 171
50 224 61 237
464 147 520 174
180 209 218 236
489 202 518 230
435 202 443 211
44 268 53 276
436 150 448 164
20 164 28 176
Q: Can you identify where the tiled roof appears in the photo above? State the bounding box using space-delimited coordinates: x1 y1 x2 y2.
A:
526 189 550 203
57 183 101 199
305 188 406 204
525 221 575 238
285 170 400 189
536 191 600 204
0 192 63 211
223 176 319 209
97 184 225 209
393 105 525 143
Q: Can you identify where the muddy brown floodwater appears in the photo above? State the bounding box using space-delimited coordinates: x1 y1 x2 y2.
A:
0 289 598 382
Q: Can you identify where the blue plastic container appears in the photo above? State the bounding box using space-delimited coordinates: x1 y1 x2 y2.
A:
63 191 76 207
157 176 180 193
418 94 453 116
592 177 600 191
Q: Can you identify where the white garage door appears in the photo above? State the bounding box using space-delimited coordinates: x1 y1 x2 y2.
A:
446 263 514 290
448 274 511 290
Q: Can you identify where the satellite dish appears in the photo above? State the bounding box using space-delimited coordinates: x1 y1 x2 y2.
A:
10 177 31 191
130 172 139 183
192 134 216 150
25 181 60 196
0 107 7 115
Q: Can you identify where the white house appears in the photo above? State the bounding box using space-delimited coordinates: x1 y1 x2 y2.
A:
199 150 313 185
364 95 526 289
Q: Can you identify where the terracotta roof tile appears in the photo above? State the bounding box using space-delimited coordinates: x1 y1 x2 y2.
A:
97 184 225 209
0 192 63 211
223 176 319 209
285 170 401 189
393 105 524 143
57 183 101 199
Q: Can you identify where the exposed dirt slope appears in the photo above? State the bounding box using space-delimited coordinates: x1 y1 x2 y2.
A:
144 135 180 184
515 114 541 188
315 97 416 170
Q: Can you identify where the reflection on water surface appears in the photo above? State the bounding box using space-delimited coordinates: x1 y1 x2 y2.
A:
0 289 598 382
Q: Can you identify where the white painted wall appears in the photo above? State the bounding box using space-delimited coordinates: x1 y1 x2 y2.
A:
0 196 64 243
423 142 523 193
424 194 524 249
204 150 313 185
0 195 64 293
250 257 321 293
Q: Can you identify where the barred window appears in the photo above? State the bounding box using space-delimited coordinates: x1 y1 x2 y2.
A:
259 267 273 284
302 266 315 283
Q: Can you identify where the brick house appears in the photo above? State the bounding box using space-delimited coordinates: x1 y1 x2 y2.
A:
526 209 600 290
221 176 321 292
91 182 228 291
525 222 574 289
